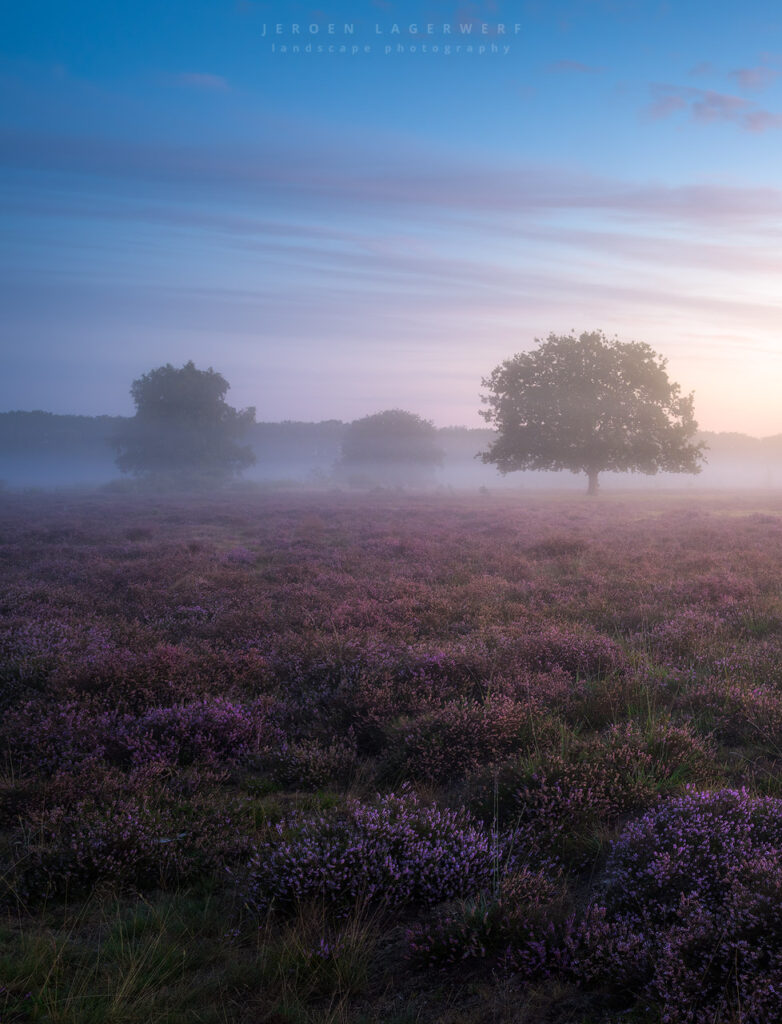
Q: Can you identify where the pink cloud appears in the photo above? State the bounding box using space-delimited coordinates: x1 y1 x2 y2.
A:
743 109 782 132
645 83 782 133
690 89 747 123
547 59 602 74
174 72 229 91
647 92 687 119
5 126 782 229
729 66 780 91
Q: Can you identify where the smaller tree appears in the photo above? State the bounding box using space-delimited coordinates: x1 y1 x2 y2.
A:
113 361 255 484
338 409 444 485
480 331 705 494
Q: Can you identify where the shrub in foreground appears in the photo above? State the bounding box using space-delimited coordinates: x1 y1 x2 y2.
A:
470 720 715 871
407 867 567 967
240 791 496 916
9 795 252 904
2 696 276 775
567 789 782 1023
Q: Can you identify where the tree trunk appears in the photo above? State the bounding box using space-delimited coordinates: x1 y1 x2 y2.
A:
587 470 599 496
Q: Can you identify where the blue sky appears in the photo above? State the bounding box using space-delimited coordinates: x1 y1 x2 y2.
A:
2 0 782 432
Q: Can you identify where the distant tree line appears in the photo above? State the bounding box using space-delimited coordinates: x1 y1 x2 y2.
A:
0 411 122 454
1 412 781 471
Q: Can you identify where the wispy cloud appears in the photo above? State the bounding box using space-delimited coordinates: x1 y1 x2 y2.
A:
4 127 782 225
172 72 229 91
728 66 780 91
690 89 751 122
645 83 782 132
646 90 687 119
547 59 602 73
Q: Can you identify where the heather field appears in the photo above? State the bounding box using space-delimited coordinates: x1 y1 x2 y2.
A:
3 489 782 1024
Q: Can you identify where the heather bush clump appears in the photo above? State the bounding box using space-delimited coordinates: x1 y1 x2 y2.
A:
1 698 109 775
265 734 359 789
515 625 626 680
561 789 782 1022
240 791 496 915
8 793 252 904
470 720 714 870
407 867 568 968
1 696 277 775
646 608 731 667
603 787 782 918
382 694 546 784
682 677 782 748
127 697 275 767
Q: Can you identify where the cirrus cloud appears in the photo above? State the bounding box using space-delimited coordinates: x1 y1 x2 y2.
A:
173 72 230 91
547 59 603 73
728 66 780 91
645 83 782 132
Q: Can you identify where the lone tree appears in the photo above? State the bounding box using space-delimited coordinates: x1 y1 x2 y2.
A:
480 331 704 494
338 409 444 485
114 361 255 483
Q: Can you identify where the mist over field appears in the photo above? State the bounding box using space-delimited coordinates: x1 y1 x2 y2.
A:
2 410 782 492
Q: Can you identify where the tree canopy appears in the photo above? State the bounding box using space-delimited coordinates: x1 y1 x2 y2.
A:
113 361 255 483
480 331 705 494
338 409 443 484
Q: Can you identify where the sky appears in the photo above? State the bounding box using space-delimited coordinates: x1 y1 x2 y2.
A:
1 0 781 434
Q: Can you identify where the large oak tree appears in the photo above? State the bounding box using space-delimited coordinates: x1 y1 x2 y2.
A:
480 331 704 494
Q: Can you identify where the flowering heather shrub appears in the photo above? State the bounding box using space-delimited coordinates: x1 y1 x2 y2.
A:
714 633 782 684
9 794 253 903
268 627 625 745
332 652 471 736
515 625 626 680
470 721 714 870
47 641 270 707
683 676 782 748
507 745 653 871
406 867 567 967
240 791 495 915
558 789 782 1023
0 616 77 702
323 637 613 755
641 883 782 1024
1 699 107 775
526 534 589 560
128 697 276 767
271 633 501 725
1 696 277 775
382 695 548 785
556 902 649 990
603 787 782 918
222 545 256 565
265 735 358 789
496 792 782 1020
499 665 574 711
647 608 730 667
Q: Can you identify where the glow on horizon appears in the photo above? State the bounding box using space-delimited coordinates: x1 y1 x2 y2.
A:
1 1 781 437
